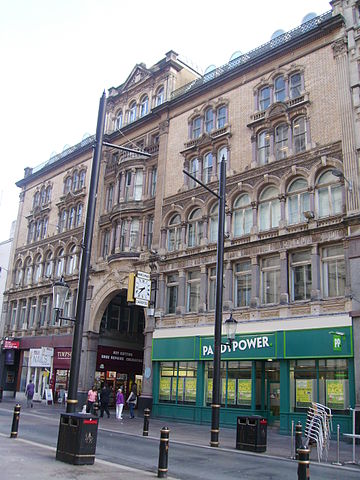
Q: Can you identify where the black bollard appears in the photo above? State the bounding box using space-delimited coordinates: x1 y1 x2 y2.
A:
158 426 170 478
10 403 21 438
143 408 150 436
295 421 302 460
297 445 310 480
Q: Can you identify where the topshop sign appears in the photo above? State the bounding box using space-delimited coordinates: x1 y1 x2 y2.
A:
200 333 275 360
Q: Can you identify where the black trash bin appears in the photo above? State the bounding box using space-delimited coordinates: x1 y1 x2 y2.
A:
236 415 267 452
56 412 98 465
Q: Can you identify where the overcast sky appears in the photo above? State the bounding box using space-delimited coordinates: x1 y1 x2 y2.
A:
0 0 331 242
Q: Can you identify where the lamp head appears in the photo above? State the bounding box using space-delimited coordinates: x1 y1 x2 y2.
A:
53 276 70 311
224 313 237 343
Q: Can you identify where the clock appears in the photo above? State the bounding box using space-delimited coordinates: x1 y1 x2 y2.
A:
134 276 151 301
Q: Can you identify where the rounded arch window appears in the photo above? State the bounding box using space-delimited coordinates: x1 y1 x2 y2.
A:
45 185 52 203
257 130 270 165
293 116 306 154
55 248 65 278
155 86 164 106
14 259 23 286
202 152 213 184
233 194 252 237
287 178 309 224
33 191 40 208
72 170 79 191
79 170 86 189
128 101 137 123
167 214 181 252
205 107 214 132
316 170 342 218
275 123 288 160
24 257 32 286
33 254 42 283
115 109 123 130
274 75 285 102
187 208 203 247
44 251 53 278
64 176 72 194
209 204 218 243
258 186 280 231
140 95 149 117
67 245 78 275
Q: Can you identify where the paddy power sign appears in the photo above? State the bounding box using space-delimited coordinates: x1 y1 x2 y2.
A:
200 333 275 359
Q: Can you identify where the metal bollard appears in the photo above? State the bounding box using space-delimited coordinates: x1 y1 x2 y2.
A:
297 445 310 480
290 420 295 459
332 424 342 466
295 421 303 460
158 426 170 478
10 403 21 438
143 408 150 436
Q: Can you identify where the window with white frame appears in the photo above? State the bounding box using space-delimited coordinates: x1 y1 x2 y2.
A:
191 116 201 139
167 214 181 252
202 152 213 184
187 208 203 247
316 170 343 218
44 251 53 278
287 178 310 224
155 86 164 106
205 108 214 132
234 260 252 307
233 194 252 237
290 250 312 301
67 245 77 275
261 256 280 304
208 266 216 310
115 110 123 130
209 204 218 243
322 245 345 298
259 86 271 111
33 254 42 283
55 249 65 278
186 270 201 312
275 123 289 160
128 101 137 123
257 130 270 165
258 187 280 231
129 219 139 250
102 230 110 258
166 273 179 314
134 170 143 201
293 116 307 154
274 75 286 102
140 95 149 117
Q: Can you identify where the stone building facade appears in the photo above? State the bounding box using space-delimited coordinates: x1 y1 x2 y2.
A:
1 2 360 433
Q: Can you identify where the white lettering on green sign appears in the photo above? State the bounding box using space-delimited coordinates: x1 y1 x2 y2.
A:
202 336 270 357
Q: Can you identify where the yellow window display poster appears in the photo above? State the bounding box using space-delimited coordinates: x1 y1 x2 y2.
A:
227 379 236 404
238 379 252 405
159 377 171 401
207 379 213 403
326 380 344 409
185 378 197 402
296 379 313 407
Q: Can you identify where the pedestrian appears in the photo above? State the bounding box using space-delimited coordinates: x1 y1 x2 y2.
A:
25 379 34 408
116 388 124 420
86 385 98 414
99 383 111 418
126 383 137 419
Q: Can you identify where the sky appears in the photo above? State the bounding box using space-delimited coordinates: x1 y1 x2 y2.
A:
0 0 331 242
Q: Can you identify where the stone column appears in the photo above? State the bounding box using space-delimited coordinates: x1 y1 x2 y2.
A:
250 256 260 307
223 261 233 310
311 244 321 301
199 265 207 313
176 269 186 315
139 313 155 410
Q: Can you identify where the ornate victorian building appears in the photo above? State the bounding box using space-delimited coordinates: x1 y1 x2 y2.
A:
2 2 360 433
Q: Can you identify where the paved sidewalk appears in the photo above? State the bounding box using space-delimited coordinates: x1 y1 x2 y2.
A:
1 396 360 470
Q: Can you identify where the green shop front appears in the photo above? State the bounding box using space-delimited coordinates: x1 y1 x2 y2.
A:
151 324 354 434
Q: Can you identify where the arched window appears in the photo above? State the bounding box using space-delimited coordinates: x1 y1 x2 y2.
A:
34 219 42 241
258 187 280 231
274 75 285 102
257 131 270 165
72 171 79 191
14 260 23 286
55 248 65 278
167 214 181 252
155 86 164 106
33 191 40 208
316 170 343 218
209 204 218 243
202 152 213 184
79 170 86 189
44 251 53 278
68 206 76 229
287 178 310 224
27 221 35 243
188 158 199 189
24 257 32 286
102 230 110 258
187 208 203 247
64 176 72 194
275 124 288 160
129 219 140 250
233 194 252 237
140 95 149 117
45 186 52 203
67 245 77 275
75 203 83 226
293 116 306 154
191 116 201 139
59 209 67 233
33 254 42 283
217 106 227 129
115 110 123 130
290 72 302 99
41 217 48 239
106 184 114 211
205 108 214 132
259 86 270 110
40 187 46 205
128 101 137 123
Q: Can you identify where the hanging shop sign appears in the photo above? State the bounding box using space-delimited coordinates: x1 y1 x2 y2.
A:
3 340 19 349
53 348 72 369
29 348 53 367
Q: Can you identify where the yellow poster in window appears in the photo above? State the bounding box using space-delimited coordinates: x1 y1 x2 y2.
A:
296 379 313 407
185 378 197 402
326 380 344 409
207 379 213 403
159 377 171 401
238 379 252 405
227 379 236 404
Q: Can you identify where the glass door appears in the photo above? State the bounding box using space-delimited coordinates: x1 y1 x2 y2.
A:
265 361 280 423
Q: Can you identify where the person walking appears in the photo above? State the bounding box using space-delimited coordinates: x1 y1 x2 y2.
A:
126 383 137 419
86 385 98 414
25 379 35 408
99 383 111 418
116 388 124 420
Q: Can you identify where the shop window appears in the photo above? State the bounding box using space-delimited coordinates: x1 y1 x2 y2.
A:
321 245 345 298
290 250 312 301
234 260 251 307
186 270 201 312
166 274 178 314
159 362 197 404
261 255 280 305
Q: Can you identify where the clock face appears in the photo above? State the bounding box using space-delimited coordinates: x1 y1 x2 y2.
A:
134 276 151 301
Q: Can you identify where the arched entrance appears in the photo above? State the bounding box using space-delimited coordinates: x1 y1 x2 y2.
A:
94 289 145 405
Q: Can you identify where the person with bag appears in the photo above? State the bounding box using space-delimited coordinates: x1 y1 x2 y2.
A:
116 387 124 420
126 383 137 419
86 385 98 414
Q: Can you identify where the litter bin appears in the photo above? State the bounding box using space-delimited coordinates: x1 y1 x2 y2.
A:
236 415 267 452
56 412 98 465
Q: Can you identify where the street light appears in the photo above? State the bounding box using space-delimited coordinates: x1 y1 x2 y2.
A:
223 313 238 346
53 277 70 320
331 168 353 192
